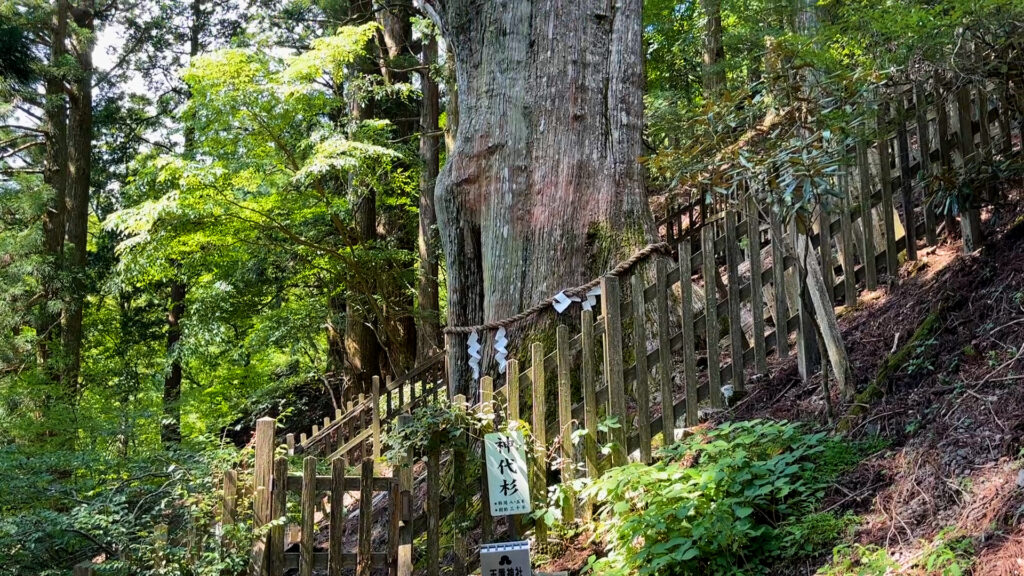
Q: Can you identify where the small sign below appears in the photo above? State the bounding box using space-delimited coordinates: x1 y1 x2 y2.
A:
480 540 531 576
484 431 531 517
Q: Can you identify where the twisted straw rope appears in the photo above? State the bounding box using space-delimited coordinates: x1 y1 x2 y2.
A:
443 242 671 335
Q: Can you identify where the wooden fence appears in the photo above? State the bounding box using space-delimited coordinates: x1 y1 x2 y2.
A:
237 77 1019 575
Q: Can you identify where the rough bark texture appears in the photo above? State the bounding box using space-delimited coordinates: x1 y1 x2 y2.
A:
426 0 657 397
62 0 94 391
38 0 68 383
161 280 185 445
416 35 442 361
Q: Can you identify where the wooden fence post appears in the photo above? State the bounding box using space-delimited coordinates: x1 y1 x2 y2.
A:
724 210 746 394
856 140 878 290
300 456 316 576
396 415 414 576
330 457 348 576
580 309 599 522
371 376 382 463
530 342 549 545
914 83 939 246
877 101 900 276
701 226 723 407
555 325 576 522
600 276 628 467
629 274 653 463
358 458 374 576
251 417 275 576
956 86 984 252
746 198 768 374
223 469 237 528
268 456 287 575
678 241 699 428
654 259 677 440
479 376 494 543
426 433 441 576
895 90 918 261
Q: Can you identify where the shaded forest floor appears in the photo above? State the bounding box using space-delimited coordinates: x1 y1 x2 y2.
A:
541 185 1024 575
731 186 1024 575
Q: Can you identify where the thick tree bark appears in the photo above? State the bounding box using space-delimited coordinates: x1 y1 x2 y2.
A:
416 34 442 362
62 0 94 391
38 0 68 384
426 0 658 397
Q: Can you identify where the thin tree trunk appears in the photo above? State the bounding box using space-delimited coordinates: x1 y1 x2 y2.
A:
62 0 95 392
416 34 442 362
702 0 726 97
426 0 658 397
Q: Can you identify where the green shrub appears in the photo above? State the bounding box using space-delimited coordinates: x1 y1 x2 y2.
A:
583 420 866 576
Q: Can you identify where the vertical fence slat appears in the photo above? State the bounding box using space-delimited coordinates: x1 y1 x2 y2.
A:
934 78 959 238
507 359 520 423
555 325 576 522
426 435 440 576
580 308 599 521
300 457 317 576
678 241 699 427
396 416 414 576
330 457 346 576
895 91 918 261
856 140 878 290
701 225 723 407
630 273 653 463
530 341 549 545
839 189 858 305
770 211 790 359
479 376 494 543
371 376 382 462
358 458 373 576
914 83 938 246
654 259 676 441
223 469 237 528
877 101 899 275
388 477 400 576
600 276 628 467
269 456 287 576
251 417 275 576
746 197 768 374
817 205 835 303
956 86 984 251
976 84 993 163
450 403 468 576
724 210 745 394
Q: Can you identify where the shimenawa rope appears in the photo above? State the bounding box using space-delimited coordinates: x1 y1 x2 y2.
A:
443 242 671 335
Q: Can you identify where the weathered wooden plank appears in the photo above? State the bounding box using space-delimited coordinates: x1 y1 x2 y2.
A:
678 241 699 427
770 214 790 360
839 191 858 305
956 86 983 252
531 342 549 544
600 276 628 467
724 210 745 393
388 476 400 576
506 359 520 423
702 225 723 407
426 436 440 576
654 259 676 440
914 83 938 246
630 274 653 463
300 457 316 576
976 84 993 163
330 458 346 576
580 309 599 521
877 101 899 275
479 375 494 543
555 325 576 521
895 91 918 261
746 197 768 374
817 205 835 302
358 459 373 576
251 417 275 576
371 377 382 462
856 140 878 289
396 416 413 576
269 456 288 576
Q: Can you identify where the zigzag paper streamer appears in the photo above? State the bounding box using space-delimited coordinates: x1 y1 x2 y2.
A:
467 330 482 380
582 285 602 311
494 327 508 374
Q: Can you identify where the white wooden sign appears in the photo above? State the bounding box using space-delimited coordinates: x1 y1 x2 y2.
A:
480 540 531 576
484 431 531 516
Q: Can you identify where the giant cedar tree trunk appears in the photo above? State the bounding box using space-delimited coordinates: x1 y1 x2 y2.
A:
426 0 657 398
702 0 726 96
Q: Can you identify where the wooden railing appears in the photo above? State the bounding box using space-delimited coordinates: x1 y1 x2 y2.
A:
238 77 1018 575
